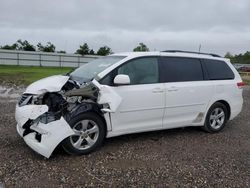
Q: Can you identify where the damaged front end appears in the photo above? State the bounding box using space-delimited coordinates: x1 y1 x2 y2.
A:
15 75 118 158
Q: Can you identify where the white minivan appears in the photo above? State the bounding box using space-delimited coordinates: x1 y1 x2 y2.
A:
15 51 244 158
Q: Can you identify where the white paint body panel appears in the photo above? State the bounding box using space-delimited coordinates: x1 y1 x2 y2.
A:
15 104 49 126
25 75 69 95
163 81 214 128
17 117 74 158
15 105 74 158
205 80 243 120
106 83 165 137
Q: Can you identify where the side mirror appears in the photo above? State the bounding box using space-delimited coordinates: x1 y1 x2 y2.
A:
114 74 130 85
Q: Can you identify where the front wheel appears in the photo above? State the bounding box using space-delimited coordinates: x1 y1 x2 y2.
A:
203 102 229 133
62 112 106 155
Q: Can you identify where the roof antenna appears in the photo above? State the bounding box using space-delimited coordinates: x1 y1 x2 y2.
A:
198 44 201 53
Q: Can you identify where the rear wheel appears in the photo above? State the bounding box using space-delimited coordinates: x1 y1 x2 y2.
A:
203 102 228 133
62 112 105 155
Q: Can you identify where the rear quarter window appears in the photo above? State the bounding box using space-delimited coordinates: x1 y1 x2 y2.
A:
202 59 235 80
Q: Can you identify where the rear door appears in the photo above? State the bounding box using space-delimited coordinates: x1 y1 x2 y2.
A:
159 57 214 128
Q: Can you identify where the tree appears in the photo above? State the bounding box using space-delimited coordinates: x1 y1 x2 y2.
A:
133 42 149 52
0 43 18 50
89 49 95 55
97 46 112 56
223 51 250 64
1 40 35 51
75 43 90 55
37 42 55 52
57 50 66 54
225 52 233 59
16 40 36 51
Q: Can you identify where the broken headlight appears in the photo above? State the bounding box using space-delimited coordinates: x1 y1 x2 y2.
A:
18 94 43 106
18 94 32 106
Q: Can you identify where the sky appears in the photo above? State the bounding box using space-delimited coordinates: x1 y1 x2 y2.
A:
0 0 249 56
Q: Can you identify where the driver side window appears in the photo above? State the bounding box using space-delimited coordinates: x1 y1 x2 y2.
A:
117 57 159 85
99 57 159 86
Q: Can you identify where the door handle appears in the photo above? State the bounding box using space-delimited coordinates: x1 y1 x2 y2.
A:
167 86 178 92
152 88 164 93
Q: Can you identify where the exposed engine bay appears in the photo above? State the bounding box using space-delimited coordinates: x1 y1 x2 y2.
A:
19 79 100 122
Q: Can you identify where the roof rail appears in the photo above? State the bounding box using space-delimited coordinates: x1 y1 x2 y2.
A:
161 50 221 57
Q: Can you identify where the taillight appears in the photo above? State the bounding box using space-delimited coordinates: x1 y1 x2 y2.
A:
237 82 245 89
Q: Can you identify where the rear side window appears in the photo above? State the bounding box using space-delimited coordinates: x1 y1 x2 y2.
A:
202 59 235 80
160 57 204 82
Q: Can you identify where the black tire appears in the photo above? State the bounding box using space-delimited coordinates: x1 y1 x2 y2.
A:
62 112 105 155
203 102 229 133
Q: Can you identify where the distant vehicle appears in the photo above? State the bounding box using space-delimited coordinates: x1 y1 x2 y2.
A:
238 66 250 72
233 64 244 70
15 51 244 158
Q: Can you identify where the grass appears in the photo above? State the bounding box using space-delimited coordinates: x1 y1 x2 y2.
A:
240 73 250 85
0 65 73 86
243 79 250 85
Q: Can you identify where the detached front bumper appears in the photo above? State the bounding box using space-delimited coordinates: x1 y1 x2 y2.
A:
15 104 74 158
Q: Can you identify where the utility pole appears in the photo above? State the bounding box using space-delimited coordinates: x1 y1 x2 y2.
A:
198 44 201 53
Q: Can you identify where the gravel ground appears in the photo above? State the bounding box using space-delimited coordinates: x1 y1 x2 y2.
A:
0 88 249 187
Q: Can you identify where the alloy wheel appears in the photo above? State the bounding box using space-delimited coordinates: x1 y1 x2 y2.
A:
209 107 225 129
70 119 99 150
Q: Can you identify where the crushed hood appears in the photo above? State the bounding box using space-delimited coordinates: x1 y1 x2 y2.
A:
24 75 70 95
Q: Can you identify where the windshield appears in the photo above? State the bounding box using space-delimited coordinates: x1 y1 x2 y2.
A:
70 56 126 83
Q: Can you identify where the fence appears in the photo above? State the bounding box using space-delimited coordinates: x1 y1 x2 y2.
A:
240 72 250 76
0 49 100 68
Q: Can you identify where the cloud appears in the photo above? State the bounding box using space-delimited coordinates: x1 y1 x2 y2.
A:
0 0 249 55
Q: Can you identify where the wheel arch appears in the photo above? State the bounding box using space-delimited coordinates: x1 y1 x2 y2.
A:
211 100 231 120
61 110 107 155
64 103 108 134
